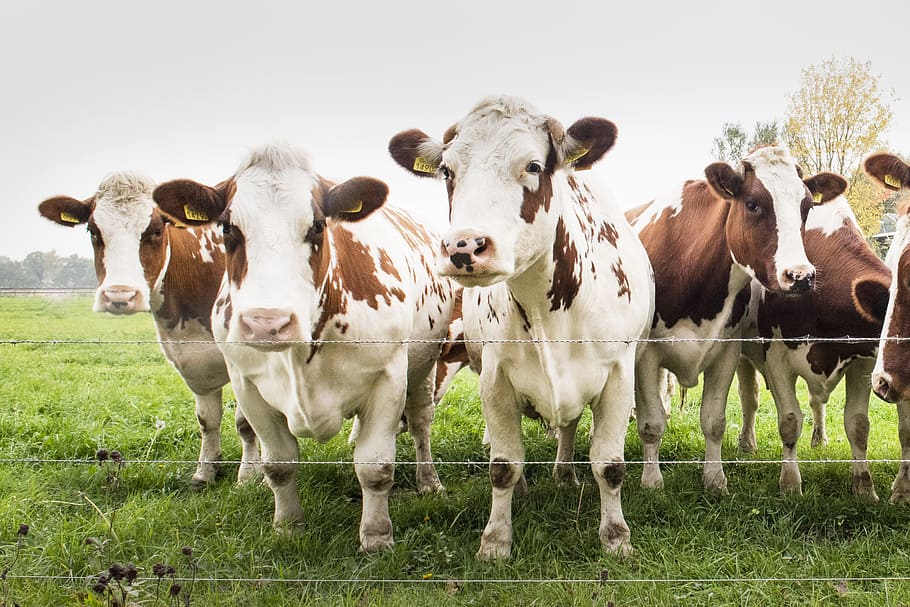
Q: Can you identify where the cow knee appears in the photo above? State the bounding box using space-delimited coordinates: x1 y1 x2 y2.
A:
236 415 257 444
263 462 296 488
638 420 665 445
490 457 522 490
358 462 395 493
594 460 625 489
847 414 870 446
778 412 802 448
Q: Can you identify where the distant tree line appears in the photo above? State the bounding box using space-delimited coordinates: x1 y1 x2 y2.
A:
0 251 96 288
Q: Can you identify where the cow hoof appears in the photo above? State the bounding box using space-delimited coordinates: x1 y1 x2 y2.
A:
810 428 828 449
852 472 879 502
602 538 634 559
737 432 756 454
476 540 511 561
359 534 394 553
553 466 580 488
417 479 445 494
188 475 216 491
273 519 304 536
703 472 728 495
640 468 664 490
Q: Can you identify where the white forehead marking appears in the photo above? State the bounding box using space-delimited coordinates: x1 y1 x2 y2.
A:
804 194 860 237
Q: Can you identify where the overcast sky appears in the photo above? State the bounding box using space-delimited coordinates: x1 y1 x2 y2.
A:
3 0 908 260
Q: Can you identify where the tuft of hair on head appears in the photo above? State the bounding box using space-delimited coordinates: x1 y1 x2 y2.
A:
96 172 156 200
742 145 796 168
236 142 313 176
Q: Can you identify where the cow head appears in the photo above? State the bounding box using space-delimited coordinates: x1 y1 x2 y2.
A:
153 144 388 351
865 153 910 402
704 146 841 295
37 173 169 314
389 95 615 287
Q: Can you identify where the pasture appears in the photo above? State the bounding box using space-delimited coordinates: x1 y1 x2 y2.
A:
1 296 909 605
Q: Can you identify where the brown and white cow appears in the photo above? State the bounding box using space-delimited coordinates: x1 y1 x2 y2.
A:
153 144 456 552
37 173 259 486
390 95 654 559
629 146 838 493
866 152 910 502
736 175 891 498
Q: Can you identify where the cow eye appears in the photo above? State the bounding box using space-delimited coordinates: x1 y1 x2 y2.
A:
526 161 542 174
439 165 453 180
745 199 761 214
306 218 325 243
222 223 243 252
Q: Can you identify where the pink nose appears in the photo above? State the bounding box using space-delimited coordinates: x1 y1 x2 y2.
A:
872 372 895 403
239 308 297 343
441 233 493 273
101 286 141 314
780 265 815 294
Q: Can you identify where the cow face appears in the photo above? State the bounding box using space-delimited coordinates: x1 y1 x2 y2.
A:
154 145 388 350
866 153 910 402
704 146 839 295
37 173 167 314
389 95 614 287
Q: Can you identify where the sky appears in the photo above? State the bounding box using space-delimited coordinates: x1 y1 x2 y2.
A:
2 0 908 260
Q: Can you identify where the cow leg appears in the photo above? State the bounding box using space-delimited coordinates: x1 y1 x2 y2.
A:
553 417 580 488
404 364 443 494
590 355 635 557
190 388 223 487
809 391 829 448
844 360 878 501
354 372 406 553
891 400 910 504
477 367 524 561
232 377 302 529
763 357 803 494
701 342 740 494
634 350 666 489
234 408 261 483
736 357 760 454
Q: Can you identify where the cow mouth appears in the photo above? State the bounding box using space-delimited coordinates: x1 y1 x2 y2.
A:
440 269 508 288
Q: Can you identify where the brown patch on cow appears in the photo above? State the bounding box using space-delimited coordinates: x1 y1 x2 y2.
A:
548 218 581 311
235 415 256 444
597 461 625 488
223 295 233 330
520 170 554 224
724 174 780 288
638 181 735 328
779 412 800 449
601 522 629 544
513 297 532 333
597 221 619 247
849 414 870 446
490 457 519 489
758 221 889 375
881 248 910 398
156 224 226 331
224 227 248 289
612 260 631 302
86 220 107 283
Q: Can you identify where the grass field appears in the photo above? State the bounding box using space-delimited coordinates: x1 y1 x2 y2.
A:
1 295 909 605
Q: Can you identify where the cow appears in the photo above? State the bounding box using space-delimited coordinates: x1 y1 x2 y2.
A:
735 174 890 498
629 146 840 494
152 144 456 552
389 95 654 559
37 173 259 486
865 152 910 503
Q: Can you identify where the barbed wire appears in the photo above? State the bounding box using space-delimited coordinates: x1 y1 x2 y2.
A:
0 335 905 346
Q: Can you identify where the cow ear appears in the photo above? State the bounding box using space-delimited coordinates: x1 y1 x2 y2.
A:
705 163 744 200
323 177 388 222
804 172 848 204
153 179 230 225
389 129 444 178
38 196 93 227
561 117 617 171
864 153 910 191
854 277 891 323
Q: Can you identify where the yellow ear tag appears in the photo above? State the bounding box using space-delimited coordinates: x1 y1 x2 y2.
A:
564 147 589 165
722 186 735 198
59 211 81 224
412 156 439 174
183 205 209 222
885 174 902 189
812 192 823 203
346 200 363 214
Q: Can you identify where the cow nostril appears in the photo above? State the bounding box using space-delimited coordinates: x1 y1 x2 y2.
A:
456 239 467 248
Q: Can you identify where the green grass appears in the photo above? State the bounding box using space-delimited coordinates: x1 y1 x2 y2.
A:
1 295 909 605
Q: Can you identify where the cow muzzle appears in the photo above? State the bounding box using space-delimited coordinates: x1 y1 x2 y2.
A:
99 286 145 315
778 265 815 295
238 307 299 349
872 371 900 403
438 231 505 285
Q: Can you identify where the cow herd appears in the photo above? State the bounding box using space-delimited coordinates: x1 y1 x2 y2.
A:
36 95 910 559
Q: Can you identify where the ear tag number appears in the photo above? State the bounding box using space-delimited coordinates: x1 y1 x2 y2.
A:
564 147 589 165
413 157 439 174
812 192 823 203
885 174 902 189
60 211 81 224
183 205 209 222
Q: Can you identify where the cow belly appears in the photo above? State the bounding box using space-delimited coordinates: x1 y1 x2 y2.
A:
156 320 228 394
648 316 741 387
769 342 858 400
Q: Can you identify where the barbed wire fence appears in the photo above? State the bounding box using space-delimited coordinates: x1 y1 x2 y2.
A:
2 323 910 593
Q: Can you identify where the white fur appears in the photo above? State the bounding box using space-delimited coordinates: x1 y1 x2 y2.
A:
804 193 860 236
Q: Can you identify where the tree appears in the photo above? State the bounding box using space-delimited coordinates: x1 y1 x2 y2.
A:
712 120 783 163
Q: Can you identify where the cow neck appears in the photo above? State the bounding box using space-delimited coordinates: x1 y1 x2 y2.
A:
153 225 224 332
